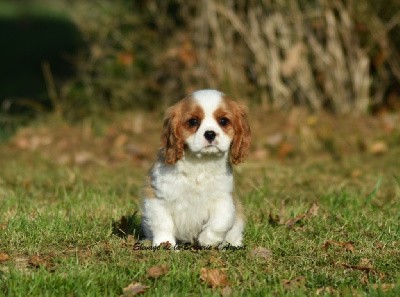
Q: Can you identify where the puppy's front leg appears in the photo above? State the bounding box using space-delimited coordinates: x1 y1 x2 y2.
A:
142 199 176 247
198 196 235 246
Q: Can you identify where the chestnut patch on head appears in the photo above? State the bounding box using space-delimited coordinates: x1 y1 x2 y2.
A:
216 97 251 165
213 106 234 138
161 97 204 164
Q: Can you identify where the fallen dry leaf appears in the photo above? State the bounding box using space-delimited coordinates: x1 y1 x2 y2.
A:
147 264 169 279
113 134 129 148
285 203 319 228
371 283 396 292
121 282 149 296
351 169 363 178
307 203 320 217
338 262 376 273
200 268 230 288
28 255 53 270
306 115 318 126
369 141 388 155
323 240 355 252
253 148 269 160
359 258 373 269
220 286 233 296
278 142 294 159
266 133 283 147
283 276 306 290
285 213 306 228
250 247 272 261
0 253 9 262
117 52 135 66
360 273 369 285
74 151 94 165
316 286 335 295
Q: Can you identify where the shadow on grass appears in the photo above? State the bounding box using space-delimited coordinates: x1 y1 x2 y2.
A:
112 211 144 240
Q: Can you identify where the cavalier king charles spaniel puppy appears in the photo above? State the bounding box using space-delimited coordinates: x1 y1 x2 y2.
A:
141 89 251 247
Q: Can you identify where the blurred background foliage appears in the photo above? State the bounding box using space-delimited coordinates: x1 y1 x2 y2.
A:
0 0 399 122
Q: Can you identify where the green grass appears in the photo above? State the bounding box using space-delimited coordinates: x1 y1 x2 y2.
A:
1 144 399 296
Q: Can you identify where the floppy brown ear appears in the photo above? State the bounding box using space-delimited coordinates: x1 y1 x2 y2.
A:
161 106 185 164
230 102 251 165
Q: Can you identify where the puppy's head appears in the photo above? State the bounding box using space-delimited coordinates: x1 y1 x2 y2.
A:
161 89 251 165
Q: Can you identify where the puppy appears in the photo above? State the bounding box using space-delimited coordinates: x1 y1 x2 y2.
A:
141 89 251 247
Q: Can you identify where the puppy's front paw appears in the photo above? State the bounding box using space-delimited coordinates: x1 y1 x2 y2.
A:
198 229 224 247
224 232 243 247
152 234 176 248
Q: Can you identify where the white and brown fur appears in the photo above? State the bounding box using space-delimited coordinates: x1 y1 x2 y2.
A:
141 90 251 247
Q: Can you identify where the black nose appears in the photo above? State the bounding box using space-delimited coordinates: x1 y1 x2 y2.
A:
204 130 216 142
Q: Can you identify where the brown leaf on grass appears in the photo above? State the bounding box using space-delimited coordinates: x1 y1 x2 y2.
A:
266 133 283 147
253 148 269 161
0 253 9 262
283 276 306 290
338 259 376 274
250 247 272 261
120 282 149 296
200 268 230 288
29 256 44 267
113 134 129 148
285 203 319 228
369 141 388 155
316 286 335 295
351 169 363 178
285 213 306 228
117 52 135 66
307 203 320 217
220 286 233 296
28 255 54 270
74 151 94 165
323 240 355 252
371 283 396 292
278 142 294 160
147 264 169 279
359 258 373 269
360 274 369 285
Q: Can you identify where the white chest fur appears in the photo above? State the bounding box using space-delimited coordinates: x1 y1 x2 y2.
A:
148 154 233 243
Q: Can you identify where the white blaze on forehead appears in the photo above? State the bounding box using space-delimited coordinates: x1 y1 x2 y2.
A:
192 89 223 115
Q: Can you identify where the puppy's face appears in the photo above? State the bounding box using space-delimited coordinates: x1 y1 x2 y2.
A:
161 90 251 165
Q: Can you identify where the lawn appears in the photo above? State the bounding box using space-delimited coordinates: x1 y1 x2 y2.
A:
0 111 399 296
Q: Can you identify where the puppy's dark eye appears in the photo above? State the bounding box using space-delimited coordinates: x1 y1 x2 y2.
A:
187 118 199 127
218 117 230 127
